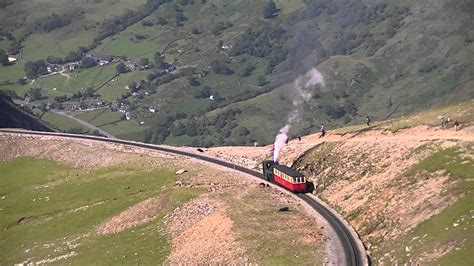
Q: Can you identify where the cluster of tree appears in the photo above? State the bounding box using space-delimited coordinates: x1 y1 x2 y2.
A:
36 13 71 32
24 60 47 79
237 63 254 77
81 57 97 68
45 48 85 65
25 88 44 101
116 62 128 73
209 108 242 129
211 60 233 75
175 9 188 26
263 1 278 19
188 77 201 87
96 0 171 42
285 0 408 60
418 60 438 74
0 30 21 54
143 112 187 143
265 46 288 74
0 49 9 66
53 88 95 103
194 86 222 100
153 51 169 70
231 27 287 58
211 21 233 35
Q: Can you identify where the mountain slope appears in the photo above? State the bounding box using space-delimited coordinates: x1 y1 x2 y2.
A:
206 100 474 264
0 92 55 131
0 0 473 146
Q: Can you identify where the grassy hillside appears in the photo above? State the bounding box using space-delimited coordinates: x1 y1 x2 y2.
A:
0 0 473 146
0 135 326 264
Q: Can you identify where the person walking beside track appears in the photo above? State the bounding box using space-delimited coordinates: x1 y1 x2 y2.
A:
319 123 326 138
454 120 460 131
439 114 447 128
366 115 371 126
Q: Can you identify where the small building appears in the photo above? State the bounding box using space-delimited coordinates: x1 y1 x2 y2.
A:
68 62 80 71
149 107 156 113
8 57 17 63
97 56 113 66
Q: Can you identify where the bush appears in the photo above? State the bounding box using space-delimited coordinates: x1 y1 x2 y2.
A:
81 57 97 68
116 62 128 73
36 13 71 32
24 60 47 79
239 64 256 77
211 21 233 35
211 60 233 75
263 1 278 19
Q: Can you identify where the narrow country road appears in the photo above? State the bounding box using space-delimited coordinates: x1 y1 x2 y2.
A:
51 110 116 139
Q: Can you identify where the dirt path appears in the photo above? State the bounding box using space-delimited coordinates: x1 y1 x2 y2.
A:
207 124 474 167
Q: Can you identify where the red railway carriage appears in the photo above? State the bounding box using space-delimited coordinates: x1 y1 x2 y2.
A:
262 160 308 193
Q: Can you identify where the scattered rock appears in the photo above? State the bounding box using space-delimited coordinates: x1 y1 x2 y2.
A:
279 207 290 212
175 169 187 175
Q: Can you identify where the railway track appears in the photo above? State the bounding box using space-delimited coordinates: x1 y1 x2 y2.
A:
0 129 368 266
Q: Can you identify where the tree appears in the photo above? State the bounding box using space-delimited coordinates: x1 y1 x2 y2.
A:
188 77 201 86
138 58 149 68
263 1 278 19
191 27 201 34
28 88 43 101
116 62 128 73
81 57 96 68
129 81 139 93
24 60 47 79
0 49 9 66
84 87 95 97
239 64 256 77
64 50 82 62
154 52 167 69
211 60 233 75
257 75 266 86
157 17 168 26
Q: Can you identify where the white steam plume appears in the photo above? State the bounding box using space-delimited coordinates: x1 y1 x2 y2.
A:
273 68 325 162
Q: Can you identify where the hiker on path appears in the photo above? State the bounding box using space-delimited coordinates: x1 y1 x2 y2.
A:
440 115 446 128
319 124 326 138
454 120 460 131
366 115 371 126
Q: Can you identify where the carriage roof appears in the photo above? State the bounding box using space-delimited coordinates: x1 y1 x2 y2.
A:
273 164 304 178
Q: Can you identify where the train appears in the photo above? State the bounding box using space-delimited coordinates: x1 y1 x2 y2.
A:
262 160 313 193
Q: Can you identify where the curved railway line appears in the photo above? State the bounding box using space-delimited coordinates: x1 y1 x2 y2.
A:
0 129 368 266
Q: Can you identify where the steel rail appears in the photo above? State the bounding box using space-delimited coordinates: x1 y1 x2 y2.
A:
0 129 366 265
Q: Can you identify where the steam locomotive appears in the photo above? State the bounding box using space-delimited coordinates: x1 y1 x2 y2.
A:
262 160 312 193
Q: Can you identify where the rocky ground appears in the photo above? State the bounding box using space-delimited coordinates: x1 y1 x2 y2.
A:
0 133 327 264
206 122 473 263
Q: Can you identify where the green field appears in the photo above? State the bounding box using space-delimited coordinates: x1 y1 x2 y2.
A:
41 112 89 133
0 156 199 265
75 109 123 126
